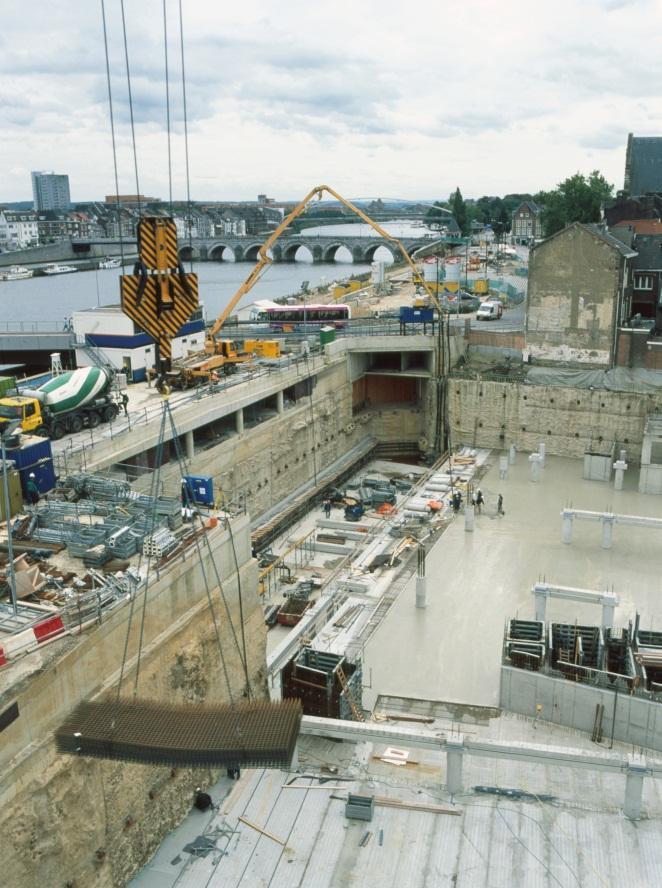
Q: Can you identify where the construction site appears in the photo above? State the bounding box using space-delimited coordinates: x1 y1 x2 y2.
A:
3 10 662 884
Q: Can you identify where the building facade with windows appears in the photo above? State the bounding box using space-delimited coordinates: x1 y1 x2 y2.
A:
0 210 39 249
511 201 542 244
31 171 71 211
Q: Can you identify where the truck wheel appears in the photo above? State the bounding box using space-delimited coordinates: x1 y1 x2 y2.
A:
88 412 101 429
34 426 48 437
103 404 118 423
51 422 66 440
70 415 83 433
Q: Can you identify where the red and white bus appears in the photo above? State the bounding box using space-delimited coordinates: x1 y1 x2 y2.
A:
257 304 351 330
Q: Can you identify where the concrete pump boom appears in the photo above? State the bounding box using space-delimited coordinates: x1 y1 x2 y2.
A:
206 184 443 349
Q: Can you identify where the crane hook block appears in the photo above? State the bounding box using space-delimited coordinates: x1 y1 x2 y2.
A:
121 217 198 361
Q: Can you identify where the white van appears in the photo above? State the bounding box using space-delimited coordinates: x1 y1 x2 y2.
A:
476 301 503 321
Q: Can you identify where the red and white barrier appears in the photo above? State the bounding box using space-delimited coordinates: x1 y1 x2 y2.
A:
0 614 66 667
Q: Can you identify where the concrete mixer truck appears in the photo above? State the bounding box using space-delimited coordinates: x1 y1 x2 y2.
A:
0 366 121 440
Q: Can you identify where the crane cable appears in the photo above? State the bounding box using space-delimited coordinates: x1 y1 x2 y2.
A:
177 0 194 272
166 405 252 699
163 0 173 214
119 0 142 218
99 0 125 266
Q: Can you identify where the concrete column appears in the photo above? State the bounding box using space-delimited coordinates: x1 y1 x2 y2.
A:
624 755 647 820
235 408 244 435
185 429 194 461
276 390 284 415
620 448 627 462
534 586 548 622
538 442 546 467
601 596 616 630
613 459 627 491
445 735 465 795
529 453 541 482
416 547 426 608
562 514 573 545
464 503 475 532
601 515 615 549
509 445 516 465
499 455 508 480
415 575 427 609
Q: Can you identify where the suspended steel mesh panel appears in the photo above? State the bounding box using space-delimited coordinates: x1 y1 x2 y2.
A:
56 699 302 768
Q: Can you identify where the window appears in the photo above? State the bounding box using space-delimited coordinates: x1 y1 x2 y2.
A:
634 274 653 290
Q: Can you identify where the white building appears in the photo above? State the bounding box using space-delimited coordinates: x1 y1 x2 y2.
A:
0 210 39 250
31 171 71 211
213 217 247 236
72 304 206 383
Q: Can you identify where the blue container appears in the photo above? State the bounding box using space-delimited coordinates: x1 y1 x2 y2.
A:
5 436 53 471
399 307 434 323
19 460 56 495
183 475 214 506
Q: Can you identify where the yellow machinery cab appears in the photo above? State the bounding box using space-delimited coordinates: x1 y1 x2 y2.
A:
0 396 42 433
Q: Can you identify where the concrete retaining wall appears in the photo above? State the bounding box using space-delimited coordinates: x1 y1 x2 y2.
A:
501 665 662 752
0 515 265 888
449 377 662 462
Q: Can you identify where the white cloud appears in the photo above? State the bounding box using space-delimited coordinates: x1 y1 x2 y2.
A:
1 0 661 201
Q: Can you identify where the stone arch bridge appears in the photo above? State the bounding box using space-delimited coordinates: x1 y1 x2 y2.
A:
179 234 435 264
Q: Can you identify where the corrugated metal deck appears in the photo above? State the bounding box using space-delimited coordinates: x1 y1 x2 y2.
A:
132 728 662 888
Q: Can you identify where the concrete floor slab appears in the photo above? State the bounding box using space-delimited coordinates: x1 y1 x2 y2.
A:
364 453 662 710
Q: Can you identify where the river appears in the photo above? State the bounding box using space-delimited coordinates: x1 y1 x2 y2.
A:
1 220 431 328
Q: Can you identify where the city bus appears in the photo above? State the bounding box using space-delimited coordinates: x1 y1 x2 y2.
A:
256 304 351 330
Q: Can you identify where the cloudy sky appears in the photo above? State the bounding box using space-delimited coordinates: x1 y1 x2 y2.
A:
2 0 661 203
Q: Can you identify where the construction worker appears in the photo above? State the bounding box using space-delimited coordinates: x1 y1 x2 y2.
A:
323 498 332 518
475 489 484 514
497 493 504 516
121 392 129 416
26 473 40 506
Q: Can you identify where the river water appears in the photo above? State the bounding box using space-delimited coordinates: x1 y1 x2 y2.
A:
1 220 430 328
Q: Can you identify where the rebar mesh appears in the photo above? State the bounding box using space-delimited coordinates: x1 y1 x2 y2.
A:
56 698 302 768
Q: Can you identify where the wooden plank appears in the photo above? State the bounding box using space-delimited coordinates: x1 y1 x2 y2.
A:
238 815 286 845
373 796 462 816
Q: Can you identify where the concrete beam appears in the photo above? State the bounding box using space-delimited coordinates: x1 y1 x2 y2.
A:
532 582 619 628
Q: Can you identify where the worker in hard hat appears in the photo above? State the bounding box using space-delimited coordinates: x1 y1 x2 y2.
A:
26 473 40 506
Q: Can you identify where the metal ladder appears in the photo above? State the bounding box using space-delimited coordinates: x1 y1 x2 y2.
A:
337 664 364 722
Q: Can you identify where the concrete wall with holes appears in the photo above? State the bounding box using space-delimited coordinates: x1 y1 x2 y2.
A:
448 378 662 462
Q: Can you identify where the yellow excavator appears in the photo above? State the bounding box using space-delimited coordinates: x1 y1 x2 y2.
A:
202 183 443 358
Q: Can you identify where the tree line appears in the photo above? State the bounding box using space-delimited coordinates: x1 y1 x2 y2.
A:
426 171 614 239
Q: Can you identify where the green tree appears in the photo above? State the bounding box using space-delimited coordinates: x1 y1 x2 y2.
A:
538 171 613 236
424 200 450 230
448 187 468 235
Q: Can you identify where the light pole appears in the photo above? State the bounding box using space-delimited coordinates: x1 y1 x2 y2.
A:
0 420 21 616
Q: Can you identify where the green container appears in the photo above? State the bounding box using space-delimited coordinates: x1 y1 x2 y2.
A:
0 462 23 521
0 376 17 398
319 325 336 346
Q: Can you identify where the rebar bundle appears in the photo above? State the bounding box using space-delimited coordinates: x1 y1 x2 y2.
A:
56 698 302 768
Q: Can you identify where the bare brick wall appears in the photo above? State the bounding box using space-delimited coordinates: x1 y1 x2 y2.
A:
467 329 525 349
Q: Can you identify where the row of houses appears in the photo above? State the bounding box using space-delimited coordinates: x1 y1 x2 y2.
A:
0 199 285 251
